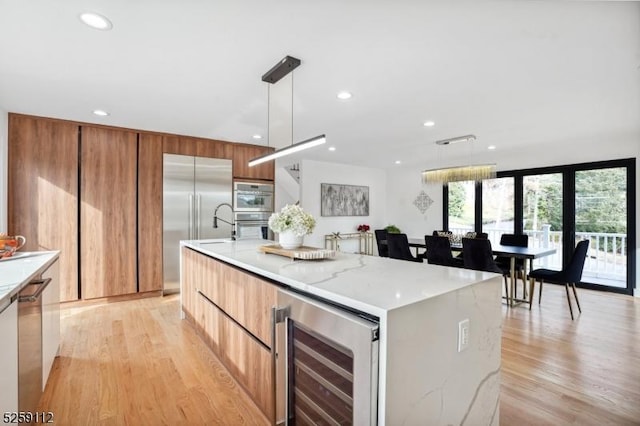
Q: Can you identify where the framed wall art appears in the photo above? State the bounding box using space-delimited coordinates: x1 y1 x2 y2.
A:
320 183 369 216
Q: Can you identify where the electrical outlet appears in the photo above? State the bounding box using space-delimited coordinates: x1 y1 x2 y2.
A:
458 319 470 352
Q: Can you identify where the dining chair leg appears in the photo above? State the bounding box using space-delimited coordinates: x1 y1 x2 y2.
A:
564 283 575 320
571 282 582 313
520 272 528 299
503 276 509 300
538 280 543 304
529 278 535 310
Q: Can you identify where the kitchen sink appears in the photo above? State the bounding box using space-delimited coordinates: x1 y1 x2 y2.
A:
199 239 235 245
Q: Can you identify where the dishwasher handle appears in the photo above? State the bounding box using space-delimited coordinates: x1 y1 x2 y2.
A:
18 278 52 303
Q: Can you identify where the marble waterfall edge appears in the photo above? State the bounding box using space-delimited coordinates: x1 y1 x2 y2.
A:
382 279 501 425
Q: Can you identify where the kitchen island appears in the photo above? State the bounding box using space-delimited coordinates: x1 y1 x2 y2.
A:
180 239 502 425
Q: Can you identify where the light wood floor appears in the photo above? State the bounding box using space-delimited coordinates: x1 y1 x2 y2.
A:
39 286 639 425
38 295 269 425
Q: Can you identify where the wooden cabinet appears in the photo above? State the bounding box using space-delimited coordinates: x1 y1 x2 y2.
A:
219 263 276 345
8 114 274 302
182 248 277 422
138 133 163 293
233 144 275 181
217 303 274 420
163 135 233 159
80 126 138 299
181 246 213 318
8 114 79 302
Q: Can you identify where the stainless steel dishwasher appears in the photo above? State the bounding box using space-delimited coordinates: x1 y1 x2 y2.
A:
18 277 51 415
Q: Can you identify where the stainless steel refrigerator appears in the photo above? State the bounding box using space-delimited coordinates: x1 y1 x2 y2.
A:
163 154 233 294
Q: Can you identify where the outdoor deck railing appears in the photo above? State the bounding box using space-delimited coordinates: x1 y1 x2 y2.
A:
450 225 627 288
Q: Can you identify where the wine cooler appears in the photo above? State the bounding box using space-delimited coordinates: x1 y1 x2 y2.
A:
276 289 379 425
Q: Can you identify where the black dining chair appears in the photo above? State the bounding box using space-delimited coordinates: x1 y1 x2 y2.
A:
462 238 503 273
387 233 423 263
424 235 463 267
374 229 389 257
495 234 529 298
528 240 590 320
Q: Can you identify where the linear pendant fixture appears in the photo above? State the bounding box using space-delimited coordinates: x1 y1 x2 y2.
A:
248 56 326 167
248 135 326 167
422 134 497 183
422 164 496 184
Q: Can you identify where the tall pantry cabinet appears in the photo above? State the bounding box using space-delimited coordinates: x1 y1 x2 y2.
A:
8 115 79 301
7 115 151 301
80 126 138 299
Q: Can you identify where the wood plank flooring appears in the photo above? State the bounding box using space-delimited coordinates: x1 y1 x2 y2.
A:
39 286 639 425
501 284 640 425
38 295 268 425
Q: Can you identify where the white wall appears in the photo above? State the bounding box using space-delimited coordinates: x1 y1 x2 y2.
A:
0 109 7 233
386 166 443 239
274 165 298 212
299 159 387 252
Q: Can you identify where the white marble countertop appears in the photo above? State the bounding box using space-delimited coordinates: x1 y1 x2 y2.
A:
0 251 60 307
182 239 499 317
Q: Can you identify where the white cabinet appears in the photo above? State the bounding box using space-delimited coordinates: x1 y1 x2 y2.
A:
0 298 19 414
41 259 60 390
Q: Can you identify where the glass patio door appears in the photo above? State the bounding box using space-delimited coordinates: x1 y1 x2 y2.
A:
523 173 563 270
575 168 628 289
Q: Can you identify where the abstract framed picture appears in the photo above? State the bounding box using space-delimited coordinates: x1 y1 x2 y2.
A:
320 183 370 216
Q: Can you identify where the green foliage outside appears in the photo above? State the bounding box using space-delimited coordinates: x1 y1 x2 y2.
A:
575 168 627 234
448 168 627 254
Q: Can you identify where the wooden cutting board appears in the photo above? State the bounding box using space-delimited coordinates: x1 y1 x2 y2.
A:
258 244 336 260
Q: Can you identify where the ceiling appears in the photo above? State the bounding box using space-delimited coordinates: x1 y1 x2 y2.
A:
1 1 638 170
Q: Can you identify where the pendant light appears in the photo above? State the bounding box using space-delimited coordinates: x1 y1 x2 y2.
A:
422 135 497 184
248 56 326 167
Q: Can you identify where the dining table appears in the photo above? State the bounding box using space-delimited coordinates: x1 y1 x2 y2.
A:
407 237 556 307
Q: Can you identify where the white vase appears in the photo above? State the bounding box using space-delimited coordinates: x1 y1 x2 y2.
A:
279 230 303 249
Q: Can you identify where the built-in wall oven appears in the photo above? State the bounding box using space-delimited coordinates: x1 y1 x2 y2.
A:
234 182 274 212
276 289 379 425
234 212 271 240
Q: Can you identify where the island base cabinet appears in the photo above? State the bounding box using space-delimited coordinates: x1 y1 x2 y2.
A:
194 292 274 423
0 300 18 414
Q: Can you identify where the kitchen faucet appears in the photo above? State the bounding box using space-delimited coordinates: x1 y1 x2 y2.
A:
213 202 236 240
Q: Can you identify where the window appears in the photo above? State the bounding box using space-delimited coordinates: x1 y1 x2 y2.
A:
575 167 628 289
482 177 514 245
447 181 475 233
443 159 635 294
523 173 563 269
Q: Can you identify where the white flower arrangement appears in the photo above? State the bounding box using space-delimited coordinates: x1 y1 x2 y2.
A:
268 204 316 237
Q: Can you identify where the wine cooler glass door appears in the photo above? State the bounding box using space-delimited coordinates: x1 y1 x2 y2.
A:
277 289 379 426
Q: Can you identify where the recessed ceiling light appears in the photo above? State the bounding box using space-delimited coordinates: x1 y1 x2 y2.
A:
328 146 336 151
252 134 262 140
337 91 352 100
93 109 109 116
487 145 496 150
423 121 435 127
395 160 401 164
79 12 113 30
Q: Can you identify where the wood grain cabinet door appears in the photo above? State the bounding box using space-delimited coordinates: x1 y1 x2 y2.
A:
137 133 163 293
80 126 138 299
8 114 79 302
233 145 275 180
